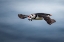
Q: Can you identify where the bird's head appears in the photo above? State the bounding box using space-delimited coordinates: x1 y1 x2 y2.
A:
27 14 35 21
28 16 32 21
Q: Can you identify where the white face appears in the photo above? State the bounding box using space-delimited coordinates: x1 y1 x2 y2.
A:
28 15 32 21
28 14 35 20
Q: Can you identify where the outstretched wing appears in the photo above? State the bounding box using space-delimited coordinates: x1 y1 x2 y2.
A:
43 16 56 25
18 14 28 19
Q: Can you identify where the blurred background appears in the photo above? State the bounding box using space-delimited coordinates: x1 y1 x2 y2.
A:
0 0 64 42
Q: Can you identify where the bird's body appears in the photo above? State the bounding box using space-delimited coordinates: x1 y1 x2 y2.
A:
32 17 43 20
27 13 44 21
18 13 56 25
28 14 44 20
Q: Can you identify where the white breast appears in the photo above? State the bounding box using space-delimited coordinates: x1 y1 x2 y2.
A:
33 16 44 20
28 14 44 20
30 14 35 18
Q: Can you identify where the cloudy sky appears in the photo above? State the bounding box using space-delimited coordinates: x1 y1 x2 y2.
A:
0 0 64 42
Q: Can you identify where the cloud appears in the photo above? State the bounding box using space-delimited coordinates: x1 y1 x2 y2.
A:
0 0 64 27
0 0 64 42
7 1 64 19
0 23 64 42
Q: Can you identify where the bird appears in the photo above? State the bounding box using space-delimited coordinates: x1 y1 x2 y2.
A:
18 13 56 25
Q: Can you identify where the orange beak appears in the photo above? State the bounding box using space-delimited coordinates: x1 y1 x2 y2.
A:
28 16 31 18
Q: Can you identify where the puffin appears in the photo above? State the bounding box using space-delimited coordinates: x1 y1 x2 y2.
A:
18 13 56 25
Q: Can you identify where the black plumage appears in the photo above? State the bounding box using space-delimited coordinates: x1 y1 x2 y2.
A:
18 13 56 25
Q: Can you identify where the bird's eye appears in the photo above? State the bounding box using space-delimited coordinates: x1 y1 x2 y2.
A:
28 16 31 18
31 14 33 16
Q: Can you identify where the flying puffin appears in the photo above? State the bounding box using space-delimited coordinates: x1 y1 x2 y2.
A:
18 13 56 25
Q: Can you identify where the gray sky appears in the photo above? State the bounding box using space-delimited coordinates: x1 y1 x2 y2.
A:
0 0 64 42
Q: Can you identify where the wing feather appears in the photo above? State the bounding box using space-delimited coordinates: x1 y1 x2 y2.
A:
18 14 28 19
43 16 56 25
